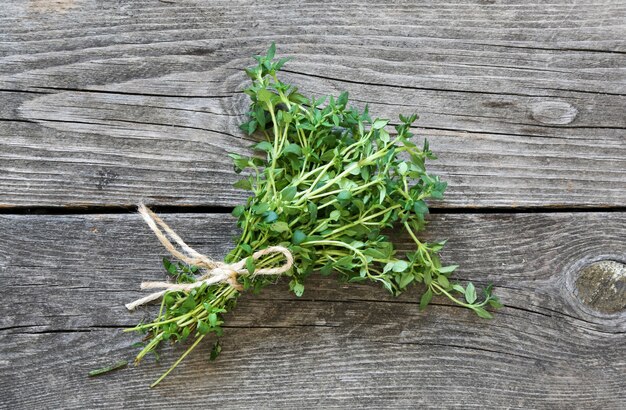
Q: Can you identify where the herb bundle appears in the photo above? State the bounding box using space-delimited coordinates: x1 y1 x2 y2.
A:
127 44 501 387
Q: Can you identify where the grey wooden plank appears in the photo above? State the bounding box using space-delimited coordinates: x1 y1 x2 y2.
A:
0 1 625 208
0 212 624 408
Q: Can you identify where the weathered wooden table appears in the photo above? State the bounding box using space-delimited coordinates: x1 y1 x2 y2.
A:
1 1 625 408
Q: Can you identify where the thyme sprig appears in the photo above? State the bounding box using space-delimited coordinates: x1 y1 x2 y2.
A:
127 44 501 387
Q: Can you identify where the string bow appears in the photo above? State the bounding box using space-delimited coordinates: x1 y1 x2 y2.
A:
126 204 294 311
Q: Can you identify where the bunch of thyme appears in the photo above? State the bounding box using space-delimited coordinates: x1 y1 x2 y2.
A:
127 44 501 387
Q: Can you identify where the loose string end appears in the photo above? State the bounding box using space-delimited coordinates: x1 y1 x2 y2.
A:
126 290 167 311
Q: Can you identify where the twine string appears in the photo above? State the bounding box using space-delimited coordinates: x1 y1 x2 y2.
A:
125 204 293 311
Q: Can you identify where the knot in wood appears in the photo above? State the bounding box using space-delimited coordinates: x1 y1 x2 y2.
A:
530 101 578 125
575 260 626 314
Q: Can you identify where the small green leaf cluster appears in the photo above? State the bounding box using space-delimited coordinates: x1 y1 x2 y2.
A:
129 44 500 387
162 257 198 283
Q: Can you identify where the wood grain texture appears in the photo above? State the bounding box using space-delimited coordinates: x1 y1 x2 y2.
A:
1 212 624 408
1 0 625 208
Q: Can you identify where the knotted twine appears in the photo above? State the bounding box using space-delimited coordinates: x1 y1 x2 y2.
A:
125 204 294 311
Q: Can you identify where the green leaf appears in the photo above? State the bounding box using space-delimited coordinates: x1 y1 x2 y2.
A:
363 248 386 259
392 260 409 273
437 275 450 288
239 119 257 135
438 265 458 274
271 221 290 233
348 163 361 175
378 186 386 204
399 272 414 288
233 178 252 190
337 91 349 107
293 282 304 297
398 162 408 175
208 312 218 327
283 143 302 156
373 119 388 129
257 88 273 103
281 186 297 202
337 190 351 201
452 284 465 294
431 181 447 199
244 66 258 79
307 202 318 223
381 280 394 293
292 230 307 245
419 288 433 310
329 210 341 221
181 295 196 312
424 270 432 286
255 106 267 129
164 293 175 308
320 263 333 276
488 297 504 309
197 321 210 335
413 200 429 215
282 111 293 124
335 255 354 269
266 42 276 60
254 141 273 152
209 341 222 361
473 307 493 319
253 202 270 215
465 282 477 304
245 256 256 275
379 129 390 143
320 150 336 162
163 257 177 275
275 57 291 70
240 243 252 255
181 327 191 341
232 205 245 217
264 211 278 223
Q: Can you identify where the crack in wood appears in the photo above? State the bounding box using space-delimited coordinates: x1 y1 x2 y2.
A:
281 68 563 99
